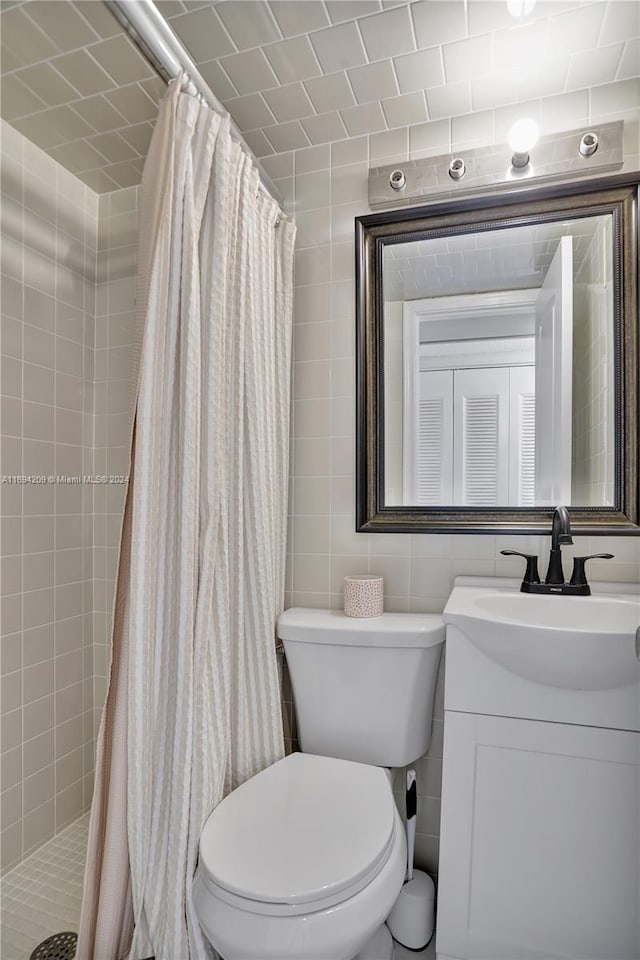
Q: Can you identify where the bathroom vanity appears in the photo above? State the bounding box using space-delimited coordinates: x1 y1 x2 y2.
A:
436 577 640 960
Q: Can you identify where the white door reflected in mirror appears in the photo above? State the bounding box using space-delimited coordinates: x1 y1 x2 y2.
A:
534 235 573 506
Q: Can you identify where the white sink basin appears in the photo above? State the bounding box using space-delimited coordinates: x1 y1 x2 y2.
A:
444 584 640 691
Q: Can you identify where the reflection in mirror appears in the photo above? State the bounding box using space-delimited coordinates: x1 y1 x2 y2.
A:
383 216 615 509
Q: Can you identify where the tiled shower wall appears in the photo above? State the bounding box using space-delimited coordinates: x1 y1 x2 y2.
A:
1 120 97 870
0 120 137 871
278 89 640 877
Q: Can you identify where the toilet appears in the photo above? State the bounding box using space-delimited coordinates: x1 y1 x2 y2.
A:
193 608 445 960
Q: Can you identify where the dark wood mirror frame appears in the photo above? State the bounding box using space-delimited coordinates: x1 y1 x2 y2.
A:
355 175 639 535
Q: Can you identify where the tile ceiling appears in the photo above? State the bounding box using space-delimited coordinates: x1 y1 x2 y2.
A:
0 0 164 191
0 1 638 194
162 0 639 162
383 215 602 299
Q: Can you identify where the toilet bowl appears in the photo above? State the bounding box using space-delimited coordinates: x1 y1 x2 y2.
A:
193 752 407 960
194 608 444 959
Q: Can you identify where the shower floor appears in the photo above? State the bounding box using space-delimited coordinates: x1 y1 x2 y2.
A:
0 814 89 960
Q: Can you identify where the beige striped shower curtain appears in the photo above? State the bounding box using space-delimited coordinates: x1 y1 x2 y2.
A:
77 78 295 960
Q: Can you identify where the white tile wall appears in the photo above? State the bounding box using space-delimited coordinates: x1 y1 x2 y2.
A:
1 120 136 872
1 120 96 871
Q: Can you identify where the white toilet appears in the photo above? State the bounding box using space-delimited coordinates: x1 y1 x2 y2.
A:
193 608 445 960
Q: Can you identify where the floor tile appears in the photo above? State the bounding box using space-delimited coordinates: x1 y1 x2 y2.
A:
0 814 88 960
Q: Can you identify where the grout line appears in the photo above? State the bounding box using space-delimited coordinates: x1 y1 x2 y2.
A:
406 0 419 53
342 65 359 107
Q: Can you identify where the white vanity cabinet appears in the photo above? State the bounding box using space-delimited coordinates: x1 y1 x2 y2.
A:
436 581 640 960
437 711 638 960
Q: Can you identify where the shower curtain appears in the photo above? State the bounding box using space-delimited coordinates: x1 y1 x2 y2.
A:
77 78 295 960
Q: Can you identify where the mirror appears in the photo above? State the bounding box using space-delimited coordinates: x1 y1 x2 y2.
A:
356 180 639 534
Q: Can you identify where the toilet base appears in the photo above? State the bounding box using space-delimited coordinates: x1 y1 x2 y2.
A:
213 924 394 960
214 923 440 960
353 923 394 960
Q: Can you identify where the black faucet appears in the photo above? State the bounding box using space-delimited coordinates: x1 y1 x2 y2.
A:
546 505 573 585
501 506 614 596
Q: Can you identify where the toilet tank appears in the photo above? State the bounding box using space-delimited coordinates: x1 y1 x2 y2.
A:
277 608 445 768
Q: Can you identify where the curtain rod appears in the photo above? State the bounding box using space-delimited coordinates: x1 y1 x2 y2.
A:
104 0 284 210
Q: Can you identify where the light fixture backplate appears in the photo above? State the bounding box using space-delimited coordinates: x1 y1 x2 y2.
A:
368 121 624 209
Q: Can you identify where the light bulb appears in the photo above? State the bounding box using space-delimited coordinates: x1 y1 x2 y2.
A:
508 117 539 170
508 118 539 154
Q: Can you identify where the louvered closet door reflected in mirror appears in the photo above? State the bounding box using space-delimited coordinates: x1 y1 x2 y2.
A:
403 362 535 508
395 292 538 508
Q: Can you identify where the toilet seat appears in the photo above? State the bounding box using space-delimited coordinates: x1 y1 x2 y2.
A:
198 753 396 916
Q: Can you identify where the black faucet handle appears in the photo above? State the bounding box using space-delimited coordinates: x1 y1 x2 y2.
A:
500 550 541 584
569 553 614 587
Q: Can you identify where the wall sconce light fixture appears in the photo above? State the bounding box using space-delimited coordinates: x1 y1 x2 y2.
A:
368 120 624 209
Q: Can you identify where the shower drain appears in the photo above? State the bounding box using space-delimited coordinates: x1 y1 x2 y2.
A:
30 931 77 960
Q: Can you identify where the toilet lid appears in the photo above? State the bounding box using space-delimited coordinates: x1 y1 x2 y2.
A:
199 753 395 908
